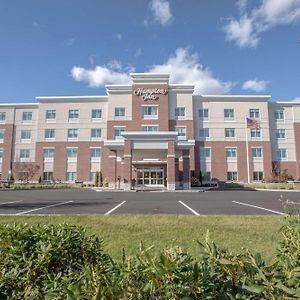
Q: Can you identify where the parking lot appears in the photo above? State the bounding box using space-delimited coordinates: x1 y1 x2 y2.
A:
0 188 299 215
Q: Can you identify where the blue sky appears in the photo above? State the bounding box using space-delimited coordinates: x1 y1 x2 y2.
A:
0 0 299 103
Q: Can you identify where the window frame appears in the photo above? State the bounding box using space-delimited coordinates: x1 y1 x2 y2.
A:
249 108 260 119
224 108 235 121
198 108 208 120
199 128 210 140
175 107 186 119
142 106 158 119
44 128 55 140
225 128 235 139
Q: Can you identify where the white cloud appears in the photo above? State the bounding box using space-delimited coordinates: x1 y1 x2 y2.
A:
292 97 300 102
71 48 232 94
223 0 300 48
149 48 233 94
242 79 268 92
71 61 134 87
67 37 76 46
134 48 143 57
149 0 173 26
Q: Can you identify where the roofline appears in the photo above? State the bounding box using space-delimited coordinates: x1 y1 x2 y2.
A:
199 95 271 98
0 103 38 107
36 95 108 103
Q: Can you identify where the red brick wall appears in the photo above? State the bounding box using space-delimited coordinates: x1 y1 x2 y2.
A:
294 123 300 180
194 141 273 182
0 124 14 178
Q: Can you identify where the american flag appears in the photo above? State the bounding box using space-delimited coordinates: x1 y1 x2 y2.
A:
246 117 260 129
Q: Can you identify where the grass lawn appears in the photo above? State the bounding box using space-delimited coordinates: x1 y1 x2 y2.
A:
0 215 284 262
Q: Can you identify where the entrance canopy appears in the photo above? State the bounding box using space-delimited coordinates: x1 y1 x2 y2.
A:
104 131 195 150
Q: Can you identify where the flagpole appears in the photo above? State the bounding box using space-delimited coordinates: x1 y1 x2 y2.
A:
245 117 250 183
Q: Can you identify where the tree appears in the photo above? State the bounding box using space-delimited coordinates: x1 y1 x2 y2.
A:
13 162 40 183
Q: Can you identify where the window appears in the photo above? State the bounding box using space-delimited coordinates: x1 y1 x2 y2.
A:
0 112 6 123
68 128 78 139
90 172 96 182
277 149 288 160
249 109 260 119
90 148 101 158
21 130 31 141
252 148 263 159
199 128 210 139
253 171 264 181
66 172 77 182
276 129 286 139
200 147 210 159
0 130 4 142
45 110 56 121
114 127 125 139
226 148 237 158
43 148 54 158
114 107 125 119
0 148 3 159
43 172 53 181
175 107 185 119
91 128 101 139
92 109 102 119
275 110 284 121
142 125 159 132
227 171 238 181
45 129 55 139
250 128 261 139
198 109 208 120
20 149 30 158
175 127 187 139
66 148 77 158
142 106 158 119
22 111 32 122
224 109 234 120
68 109 79 121
225 128 235 138
201 171 211 181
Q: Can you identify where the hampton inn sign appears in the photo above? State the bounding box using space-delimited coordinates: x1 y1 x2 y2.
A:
134 87 168 101
0 72 300 190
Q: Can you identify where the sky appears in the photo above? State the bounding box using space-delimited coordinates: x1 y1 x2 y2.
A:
0 0 300 103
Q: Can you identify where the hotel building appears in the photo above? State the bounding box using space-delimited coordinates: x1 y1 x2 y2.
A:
0 73 299 190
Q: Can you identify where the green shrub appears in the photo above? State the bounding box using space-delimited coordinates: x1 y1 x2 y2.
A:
0 224 112 299
1 218 300 299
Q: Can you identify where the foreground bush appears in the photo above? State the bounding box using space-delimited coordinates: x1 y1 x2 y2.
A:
0 218 300 299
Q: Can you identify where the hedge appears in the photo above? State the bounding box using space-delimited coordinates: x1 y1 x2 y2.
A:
0 217 300 299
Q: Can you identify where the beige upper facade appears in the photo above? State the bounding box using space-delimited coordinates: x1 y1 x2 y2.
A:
0 73 300 183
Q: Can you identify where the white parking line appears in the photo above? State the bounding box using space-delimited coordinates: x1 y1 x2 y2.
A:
178 201 200 216
232 201 287 216
0 200 23 205
15 201 74 215
104 201 126 215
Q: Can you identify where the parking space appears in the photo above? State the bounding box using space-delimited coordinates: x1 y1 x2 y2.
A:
0 188 299 215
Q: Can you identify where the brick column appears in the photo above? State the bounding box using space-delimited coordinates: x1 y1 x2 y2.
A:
122 140 132 190
167 141 176 190
182 149 191 189
107 150 117 189
294 123 300 180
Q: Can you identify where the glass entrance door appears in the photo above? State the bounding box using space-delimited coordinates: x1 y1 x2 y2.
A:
137 168 164 186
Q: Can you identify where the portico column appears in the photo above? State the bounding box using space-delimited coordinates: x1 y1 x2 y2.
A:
167 141 176 190
123 140 132 191
182 149 191 189
108 150 117 189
